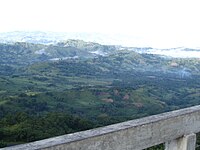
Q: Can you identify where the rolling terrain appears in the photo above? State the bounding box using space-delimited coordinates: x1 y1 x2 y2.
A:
0 38 200 148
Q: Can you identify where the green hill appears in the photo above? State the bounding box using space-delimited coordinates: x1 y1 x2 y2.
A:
1 40 200 147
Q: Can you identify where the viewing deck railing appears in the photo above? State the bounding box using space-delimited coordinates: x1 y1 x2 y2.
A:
3 105 200 150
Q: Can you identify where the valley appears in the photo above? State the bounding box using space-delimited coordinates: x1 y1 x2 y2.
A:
0 38 200 148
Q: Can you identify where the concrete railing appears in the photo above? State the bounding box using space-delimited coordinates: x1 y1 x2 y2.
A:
3 105 200 150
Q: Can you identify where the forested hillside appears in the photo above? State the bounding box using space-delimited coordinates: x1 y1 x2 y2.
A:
1 40 200 148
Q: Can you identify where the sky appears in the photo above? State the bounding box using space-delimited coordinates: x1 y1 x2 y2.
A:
1 0 200 48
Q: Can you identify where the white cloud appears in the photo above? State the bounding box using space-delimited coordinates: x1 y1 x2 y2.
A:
0 0 200 48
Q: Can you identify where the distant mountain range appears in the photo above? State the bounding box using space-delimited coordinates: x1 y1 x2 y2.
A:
1 31 200 58
0 39 199 79
0 31 138 46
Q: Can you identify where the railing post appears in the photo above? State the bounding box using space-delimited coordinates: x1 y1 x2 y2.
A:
165 133 196 150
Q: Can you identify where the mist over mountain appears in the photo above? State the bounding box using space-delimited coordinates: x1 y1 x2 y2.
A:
0 38 199 79
0 31 140 46
1 31 200 58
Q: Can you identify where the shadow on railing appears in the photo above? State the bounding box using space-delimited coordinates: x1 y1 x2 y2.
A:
3 105 200 150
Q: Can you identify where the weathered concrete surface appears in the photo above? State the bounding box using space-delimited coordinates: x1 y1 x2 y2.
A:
165 134 196 150
3 105 200 150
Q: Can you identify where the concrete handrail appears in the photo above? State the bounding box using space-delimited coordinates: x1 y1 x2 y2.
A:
3 105 200 150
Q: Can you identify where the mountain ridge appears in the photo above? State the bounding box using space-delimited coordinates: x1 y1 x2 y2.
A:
0 40 199 79
1 31 200 58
